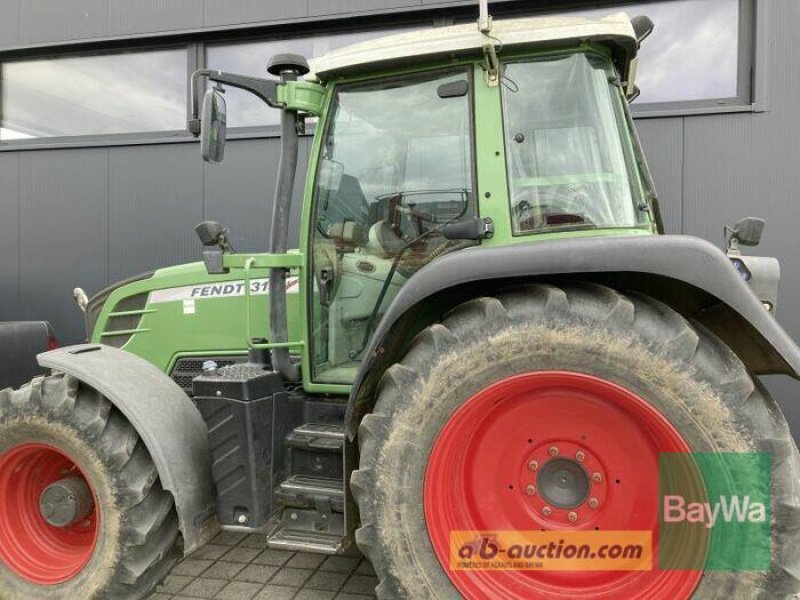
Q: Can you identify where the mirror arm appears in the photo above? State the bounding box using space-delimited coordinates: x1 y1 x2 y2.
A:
189 69 280 136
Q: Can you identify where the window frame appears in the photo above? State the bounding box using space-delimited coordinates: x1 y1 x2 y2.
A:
0 43 195 146
627 0 764 119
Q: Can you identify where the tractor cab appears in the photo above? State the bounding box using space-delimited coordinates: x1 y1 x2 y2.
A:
300 13 659 383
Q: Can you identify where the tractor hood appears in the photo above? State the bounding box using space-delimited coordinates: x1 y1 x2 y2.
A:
89 260 303 375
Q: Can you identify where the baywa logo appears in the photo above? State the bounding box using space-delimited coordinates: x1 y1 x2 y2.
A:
663 494 767 529
658 452 771 571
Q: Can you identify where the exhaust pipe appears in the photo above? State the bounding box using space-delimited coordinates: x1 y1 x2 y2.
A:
266 54 309 382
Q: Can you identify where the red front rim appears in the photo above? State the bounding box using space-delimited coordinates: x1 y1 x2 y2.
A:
0 443 99 584
424 371 703 600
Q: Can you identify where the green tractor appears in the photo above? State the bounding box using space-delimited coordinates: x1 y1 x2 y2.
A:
2 8 799 600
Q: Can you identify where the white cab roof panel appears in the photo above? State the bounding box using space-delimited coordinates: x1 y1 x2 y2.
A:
309 12 638 81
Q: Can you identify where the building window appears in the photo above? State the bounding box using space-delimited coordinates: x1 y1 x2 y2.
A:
206 27 424 129
567 0 750 112
0 48 187 140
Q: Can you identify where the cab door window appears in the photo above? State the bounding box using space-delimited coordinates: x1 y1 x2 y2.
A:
311 70 475 384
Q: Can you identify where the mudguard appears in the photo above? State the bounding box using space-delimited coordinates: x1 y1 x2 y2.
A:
345 234 800 438
38 344 217 554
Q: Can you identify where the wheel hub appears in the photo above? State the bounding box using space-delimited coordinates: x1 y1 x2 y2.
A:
537 458 589 509
40 476 95 528
521 440 607 526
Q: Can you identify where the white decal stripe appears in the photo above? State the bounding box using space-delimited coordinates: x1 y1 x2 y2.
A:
149 277 299 304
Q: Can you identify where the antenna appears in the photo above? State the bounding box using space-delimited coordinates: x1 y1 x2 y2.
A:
478 0 492 33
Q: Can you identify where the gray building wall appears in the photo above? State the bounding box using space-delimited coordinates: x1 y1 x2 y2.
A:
1 0 799 434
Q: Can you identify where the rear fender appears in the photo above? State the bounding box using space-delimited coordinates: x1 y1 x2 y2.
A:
345 235 800 439
38 344 218 554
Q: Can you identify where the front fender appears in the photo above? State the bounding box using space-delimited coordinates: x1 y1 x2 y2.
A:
345 234 800 438
38 344 218 554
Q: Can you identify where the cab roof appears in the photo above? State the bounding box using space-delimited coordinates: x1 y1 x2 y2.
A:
308 12 639 83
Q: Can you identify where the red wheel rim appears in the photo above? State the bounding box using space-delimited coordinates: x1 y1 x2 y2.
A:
424 371 703 599
0 443 99 584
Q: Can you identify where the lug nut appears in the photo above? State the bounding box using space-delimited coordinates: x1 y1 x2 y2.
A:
589 497 600 509
549 446 559 456
568 512 578 523
575 451 585 462
527 460 538 471
542 506 552 517
525 485 536 496
592 472 603 483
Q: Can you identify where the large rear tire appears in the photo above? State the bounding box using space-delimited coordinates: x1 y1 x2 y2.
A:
352 283 800 599
0 373 181 599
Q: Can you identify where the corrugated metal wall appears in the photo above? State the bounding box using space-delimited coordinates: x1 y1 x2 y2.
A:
1 0 799 434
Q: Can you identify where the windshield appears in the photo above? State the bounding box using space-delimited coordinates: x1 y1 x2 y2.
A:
502 53 648 234
311 70 475 384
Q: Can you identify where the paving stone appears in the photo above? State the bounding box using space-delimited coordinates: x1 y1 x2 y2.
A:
213 531 249 546
304 570 349 591
237 563 279 584
172 560 214 577
223 546 262 563
192 544 231 561
180 577 229 599
159 534 379 600
342 575 379 595
252 585 298 600
269 567 314 587
287 552 327 569
354 560 375 576
238 534 270 549
156 573 194 593
295 589 337 600
203 560 247 580
214 581 264 600
319 556 360 573
252 548 295 566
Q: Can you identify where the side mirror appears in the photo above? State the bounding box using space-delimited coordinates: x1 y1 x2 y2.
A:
194 220 230 275
631 15 655 44
201 86 227 164
726 216 766 255
195 220 229 247
733 217 766 247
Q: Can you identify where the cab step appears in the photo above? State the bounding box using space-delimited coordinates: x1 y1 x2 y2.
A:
275 474 344 513
286 423 345 451
267 509 344 554
285 423 344 479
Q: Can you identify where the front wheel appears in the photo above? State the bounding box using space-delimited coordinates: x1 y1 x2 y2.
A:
352 284 800 599
0 373 181 599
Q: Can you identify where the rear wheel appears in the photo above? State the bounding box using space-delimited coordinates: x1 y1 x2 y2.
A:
0 373 181 599
352 283 800 599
